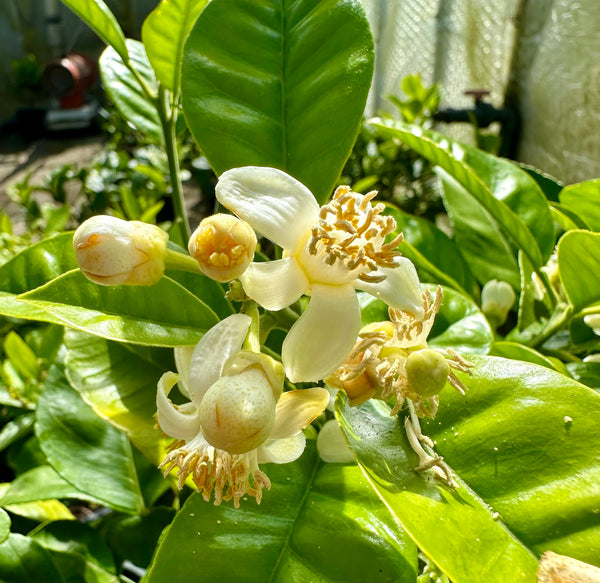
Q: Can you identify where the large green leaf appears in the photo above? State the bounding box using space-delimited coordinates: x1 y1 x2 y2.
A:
64 329 171 463
0 534 64 583
359 285 493 355
181 0 374 203
142 0 209 94
100 40 162 143
0 509 9 545
384 203 478 298
146 444 417 582
559 180 600 232
35 367 145 514
338 355 600 581
60 0 128 63
0 233 77 323
557 230 600 312
371 120 552 270
19 270 219 347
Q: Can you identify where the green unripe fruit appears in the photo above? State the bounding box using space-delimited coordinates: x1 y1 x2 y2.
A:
405 349 450 398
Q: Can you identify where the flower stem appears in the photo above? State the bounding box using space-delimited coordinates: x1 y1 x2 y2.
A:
156 87 191 244
164 248 202 273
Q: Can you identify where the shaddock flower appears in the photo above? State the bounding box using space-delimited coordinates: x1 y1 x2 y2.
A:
73 215 168 286
156 314 329 507
215 166 424 383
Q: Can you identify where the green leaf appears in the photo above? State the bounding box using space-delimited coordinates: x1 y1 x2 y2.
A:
19 270 219 347
567 361 600 391
0 509 9 545
438 169 521 288
181 0 374 203
142 0 209 94
0 534 65 583
359 284 493 355
0 465 104 507
60 0 128 63
549 202 589 231
519 163 563 202
100 40 162 143
146 444 417 582
559 180 600 232
337 396 539 583
35 367 145 514
64 329 171 463
384 203 478 298
0 482 74 523
0 233 77 323
3 331 39 380
490 341 563 372
371 120 552 270
0 415 35 452
557 230 600 312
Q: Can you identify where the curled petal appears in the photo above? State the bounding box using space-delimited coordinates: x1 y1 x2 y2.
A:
257 432 306 464
187 314 252 405
216 166 319 250
270 387 330 440
173 345 195 398
283 284 361 383
317 419 355 463
156 371 201 441
355 257 424 318
241 257 308 311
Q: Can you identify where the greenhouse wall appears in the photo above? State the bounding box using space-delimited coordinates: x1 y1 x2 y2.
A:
1 0 599 185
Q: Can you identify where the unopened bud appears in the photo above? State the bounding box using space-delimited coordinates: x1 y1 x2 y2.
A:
481 280 516 327
199 367 277 454
405 349 449 398
73 216 168 286
188 214 257 283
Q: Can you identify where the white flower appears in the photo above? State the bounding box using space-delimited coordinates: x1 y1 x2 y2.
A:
156 314 329 507
215 167 424 383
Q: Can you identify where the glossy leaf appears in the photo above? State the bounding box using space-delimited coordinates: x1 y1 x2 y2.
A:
60 0 128 63
371 120 551 270
100 40 162 143
0 509 9 545
35 367 145 514
0 534 64 583
338 355 600 578
519 163 563 202
181 0 374 203
146 444 418 582
359 284 493 355
490 341 563 372
0 465 104 507
0 482 74 523
19 270 219 347
64 329 171 463
559 180 600 232
567 361 600 391
0 233 77 324
142 0 209 94
384 203 477 298
438 169 521 288
557 230 600 312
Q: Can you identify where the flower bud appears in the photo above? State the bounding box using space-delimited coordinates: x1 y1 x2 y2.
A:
405 349 450 398
481 279 516 327
188 214 257 283
199 367 277 454
584 314 600 336
73 216 168 286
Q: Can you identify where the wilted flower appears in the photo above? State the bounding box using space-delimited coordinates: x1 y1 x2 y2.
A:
73 215 168 286
328 287 471 417
156 314 329 507
215 166 424 383
188 214 257 283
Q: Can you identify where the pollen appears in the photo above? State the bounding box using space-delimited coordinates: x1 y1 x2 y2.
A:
189 214 257 282
307 186 403 282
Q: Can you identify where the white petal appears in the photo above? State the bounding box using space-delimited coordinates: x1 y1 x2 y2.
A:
215 167 319 250
240 257 308 311
156 371 201 441
173 345 195 398
257 432 306 464
270 388 330 439
317 419 355 463
282 284 361 383
355 257 424 318
187 314 252 405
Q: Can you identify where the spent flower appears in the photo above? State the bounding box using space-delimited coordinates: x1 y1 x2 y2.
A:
156 314 328 507
215 166 424 383
73 215 168 286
